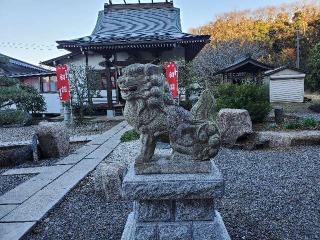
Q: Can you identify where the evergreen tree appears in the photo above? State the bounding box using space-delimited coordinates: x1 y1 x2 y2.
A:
306 42 320 92
0 76 46 113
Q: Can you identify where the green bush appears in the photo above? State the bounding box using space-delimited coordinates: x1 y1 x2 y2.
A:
120 129 140 142
0 76 46 114
216 83 271 123
0 110 31 126
306 42 320 92
19 85 46 114
283 118 319 130
284 120 303 130
303 117 319 128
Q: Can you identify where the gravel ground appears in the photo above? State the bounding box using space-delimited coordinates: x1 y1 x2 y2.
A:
215 147 320 240
24 143 320 240
0 120 121 143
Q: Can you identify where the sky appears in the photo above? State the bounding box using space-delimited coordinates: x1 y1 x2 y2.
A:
0 0 299 66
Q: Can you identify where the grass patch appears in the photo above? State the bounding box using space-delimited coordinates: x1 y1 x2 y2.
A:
120 129 140 142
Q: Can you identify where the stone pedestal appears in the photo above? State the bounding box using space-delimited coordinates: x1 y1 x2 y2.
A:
121 162 230 240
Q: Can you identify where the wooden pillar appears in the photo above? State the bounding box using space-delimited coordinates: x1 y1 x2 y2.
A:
114 54 120 104
85 52 93 106
104 56 113 111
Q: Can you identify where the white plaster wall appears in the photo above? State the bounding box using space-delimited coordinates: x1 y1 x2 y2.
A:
57 53 104 69
88 54 105 70
160 47 185 62
41 93 62 114
116 52 130 61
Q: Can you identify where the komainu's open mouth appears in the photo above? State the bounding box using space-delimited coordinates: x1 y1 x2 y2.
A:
120 85 138 94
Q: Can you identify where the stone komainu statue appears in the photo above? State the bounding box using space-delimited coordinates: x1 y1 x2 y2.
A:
117 64 220 164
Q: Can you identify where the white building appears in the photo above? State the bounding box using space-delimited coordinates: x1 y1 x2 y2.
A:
264 66 306 103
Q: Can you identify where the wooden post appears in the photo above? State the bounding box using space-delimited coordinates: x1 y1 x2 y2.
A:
85 52 93 107
274 107 284 124
104 56 113 116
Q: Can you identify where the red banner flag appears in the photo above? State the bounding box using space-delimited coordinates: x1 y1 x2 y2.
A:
56 64 71 102
165 62 178 98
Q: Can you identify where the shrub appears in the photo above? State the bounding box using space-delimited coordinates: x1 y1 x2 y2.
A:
284 120 303 130
120 129 140 142
0 110 31 126
216 83 271 123
306 42 320 92
0 76 46 114
303 118 319 128
19 85 46 114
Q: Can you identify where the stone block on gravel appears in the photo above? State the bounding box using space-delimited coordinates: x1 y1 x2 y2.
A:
135 224 157 240
175 199 214 221
122 162 224 200
218 109 253 146
137 200 173 222
192 211 231 240
36 122 70 158
94 162 128 201
159 223 192 240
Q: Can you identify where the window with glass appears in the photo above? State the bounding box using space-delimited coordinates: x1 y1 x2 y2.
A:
40 76 57 93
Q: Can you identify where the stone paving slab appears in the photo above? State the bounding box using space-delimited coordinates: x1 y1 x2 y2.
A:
85 125 130 160
87 121 128 145
85 141 120 160
55 124 128 165
73 144 100 154
2 165 71 176
55 145 99 165
54 153 87 165
0 222 36 240
0 205 17 219
0 165 72 205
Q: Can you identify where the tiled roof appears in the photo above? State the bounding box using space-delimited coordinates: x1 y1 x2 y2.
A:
57 3 209 49
0 53 55 78
215 57 273 74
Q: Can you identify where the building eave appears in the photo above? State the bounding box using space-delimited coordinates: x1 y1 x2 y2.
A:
56 35 210 51
264 66 306 76
4 72 56 78
215 57 273 75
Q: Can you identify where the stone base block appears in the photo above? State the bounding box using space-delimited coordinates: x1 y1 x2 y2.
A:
135 157 212 175
122 162 224 200
121 211 230 240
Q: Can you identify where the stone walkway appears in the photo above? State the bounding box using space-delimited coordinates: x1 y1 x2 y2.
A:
0 121 130 240
0 134 101 148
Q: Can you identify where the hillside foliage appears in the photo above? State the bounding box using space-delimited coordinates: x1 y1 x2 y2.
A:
190 1 320 85
306 42 320 91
